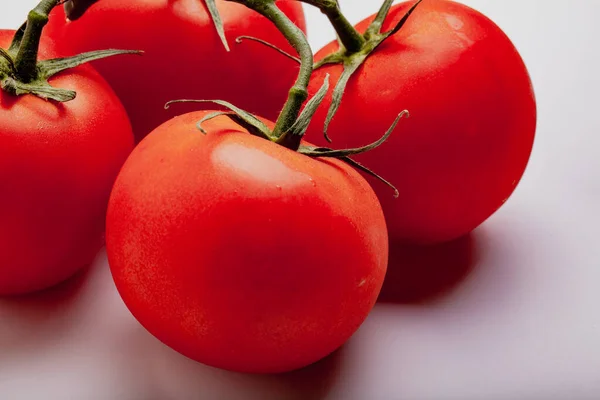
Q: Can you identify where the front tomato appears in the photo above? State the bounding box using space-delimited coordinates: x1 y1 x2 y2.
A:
45 0 307 142
106 111 388 373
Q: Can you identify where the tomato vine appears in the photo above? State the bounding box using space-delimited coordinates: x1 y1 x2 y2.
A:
164 0 413 197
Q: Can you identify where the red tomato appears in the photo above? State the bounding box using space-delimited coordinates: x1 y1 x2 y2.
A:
45 0 306 142
105 111 388 373
306 0 536 245
0 31 134 295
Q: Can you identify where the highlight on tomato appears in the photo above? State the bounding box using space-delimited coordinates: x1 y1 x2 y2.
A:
0 0 136 295
45 0 307 142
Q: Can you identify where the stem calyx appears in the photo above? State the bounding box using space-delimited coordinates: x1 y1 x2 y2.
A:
311 0 424 142
0 0 141 102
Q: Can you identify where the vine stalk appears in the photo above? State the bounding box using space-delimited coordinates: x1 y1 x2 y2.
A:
226 0 314 148
299 0 365 52
14 0 58 82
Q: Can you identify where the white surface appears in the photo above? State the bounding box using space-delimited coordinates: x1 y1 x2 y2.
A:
1 1 600 399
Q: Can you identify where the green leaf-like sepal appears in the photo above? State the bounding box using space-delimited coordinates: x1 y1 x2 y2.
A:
196 111 237 134
384 0 424 37
235 36 300 64
2 77 75 101
38 49 142 79
300 110 408 158
284 74 330 136
322 53 364 142
0 48 142 102
8 22 27 56
165 99 274 141
0 0 142 102
205 0 230 51
318 0 424 142
299 110 410 197
0 49 16 73
275 74 330 150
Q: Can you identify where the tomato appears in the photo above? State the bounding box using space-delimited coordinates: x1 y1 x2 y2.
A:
45 0 306 142
0 31 133 295
306 0 536 245
105 110 388 373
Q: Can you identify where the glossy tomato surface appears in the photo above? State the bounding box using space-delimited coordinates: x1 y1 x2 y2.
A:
0 31 134 295
45 0 306 142
306 0 536 245
106 111 388 373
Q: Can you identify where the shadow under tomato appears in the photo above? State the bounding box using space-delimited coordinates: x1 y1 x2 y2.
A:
263 347 344 400
1 263 91 304
0 264 92 357
378 233 477 304
121 320 346 400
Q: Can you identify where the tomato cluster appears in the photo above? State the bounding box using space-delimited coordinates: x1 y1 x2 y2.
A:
0 0 535 374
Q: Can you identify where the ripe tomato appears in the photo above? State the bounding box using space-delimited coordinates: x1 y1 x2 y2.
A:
45 0 306 142
0 31 134 295
106 111 388 373
306 0 536 245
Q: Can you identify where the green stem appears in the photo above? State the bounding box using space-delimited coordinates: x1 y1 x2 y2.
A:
258 0 312 138
228 0 313 139
299 0 365 53
14 0 58 83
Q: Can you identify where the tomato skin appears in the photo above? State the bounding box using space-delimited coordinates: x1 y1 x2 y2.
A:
306 0 536 245
45 0 306 143
0 32 134 295
106 111 388 373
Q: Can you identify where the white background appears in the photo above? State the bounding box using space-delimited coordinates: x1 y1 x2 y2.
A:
1 1 599 399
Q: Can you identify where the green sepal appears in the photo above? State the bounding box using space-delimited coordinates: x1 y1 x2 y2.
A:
298 110 409 198
8 22 27 56
165 99 274 141
0 49 16 73
194 110 277 143
0 48 142 102
196 111 237 134
365 0 394 39
276 74 330 149
0 0 142 102
205 0 230 51
382 0 424 37
38 49 142 79
340 156 400 198
321 52 365 142
236 36 300 63
2 76 76 101
318 0 423 142
313 51 344 70
299 110 408 158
